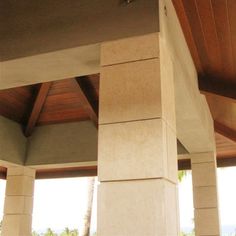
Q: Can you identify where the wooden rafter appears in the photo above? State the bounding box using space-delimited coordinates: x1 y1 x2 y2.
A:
71 78 98 127
199 77 236 102
24 82 51 137
36 166 97 179
214 121 236 142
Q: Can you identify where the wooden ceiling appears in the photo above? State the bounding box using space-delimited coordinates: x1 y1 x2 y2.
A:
172 0 236 158
173 0 236 85
0 75 99 137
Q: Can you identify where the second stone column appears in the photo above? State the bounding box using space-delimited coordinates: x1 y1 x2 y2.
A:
98 33 180 236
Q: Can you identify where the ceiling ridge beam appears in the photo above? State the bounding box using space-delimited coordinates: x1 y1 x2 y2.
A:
72 78 98 128
214 120 236 142
24 82 52 137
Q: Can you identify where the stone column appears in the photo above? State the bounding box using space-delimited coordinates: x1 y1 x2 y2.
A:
2 167 36 236
191 152 221 236
98 33 180 236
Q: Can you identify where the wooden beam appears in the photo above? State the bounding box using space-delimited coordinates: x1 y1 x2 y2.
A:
178 159 191 170
201 90 235 105
0 167 7 180
36 166 97 179
199 77 236 102
71 78 98 127
217 157 236 168
214 121 236 142
178 156 236 170
2 154 236 180
24 82 51 137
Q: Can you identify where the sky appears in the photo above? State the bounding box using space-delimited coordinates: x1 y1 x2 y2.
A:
0 167 235 233
179 167 236 230
32 177 98 232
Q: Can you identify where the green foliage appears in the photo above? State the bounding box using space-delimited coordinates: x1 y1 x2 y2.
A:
31 228 79 236
180 232 195 236
178 170 187 182
44 228 57 236
69 229 79 236
32 231 40 236
60 228 78 236
60 227 70 236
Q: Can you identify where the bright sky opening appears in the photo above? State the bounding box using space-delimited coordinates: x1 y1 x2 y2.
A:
0 166 235 234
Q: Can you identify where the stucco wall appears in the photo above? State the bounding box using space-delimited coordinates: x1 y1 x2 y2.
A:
1 0 159 61
25 121 98 166
0 116 27 164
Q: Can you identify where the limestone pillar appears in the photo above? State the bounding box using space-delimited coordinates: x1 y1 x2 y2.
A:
2 167 36 236
98 33 180 236
191 152 221 236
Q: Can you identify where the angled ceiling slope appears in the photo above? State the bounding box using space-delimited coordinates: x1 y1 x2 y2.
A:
0 75 99 137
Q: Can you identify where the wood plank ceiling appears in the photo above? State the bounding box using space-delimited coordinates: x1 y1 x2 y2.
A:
173 0 236 158
173 0 236 85
0 75 99 137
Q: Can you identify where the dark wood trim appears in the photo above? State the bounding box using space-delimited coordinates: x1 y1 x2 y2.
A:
36 166 97 179
24 82 52 137
72 78 98 127
214 121 236 142
0 167 7 180
178 155 236 170
178 159 191 170
1 156 236 180
217 157 236 168
199 77 236 101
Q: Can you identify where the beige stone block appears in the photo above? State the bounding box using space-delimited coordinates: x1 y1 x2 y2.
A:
166 125 178 182
23 197 34 214
193 186 218 209
192 162 217 187
2 214 32 236
6 176 34 196
101 33 159 66
7 167 36 178
160 41 176 130
98 179 179 236
194 208 220 236
99 59 162 124
98 119 178 182
4 196 33 214
165 182 180 235
191 152 216 164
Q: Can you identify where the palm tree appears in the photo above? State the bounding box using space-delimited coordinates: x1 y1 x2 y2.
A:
61 227 70 236
70 229 79 236
60 228 78 236
80 177 95 236
44 228 57 236
32 231 40 236
178 170 187 182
